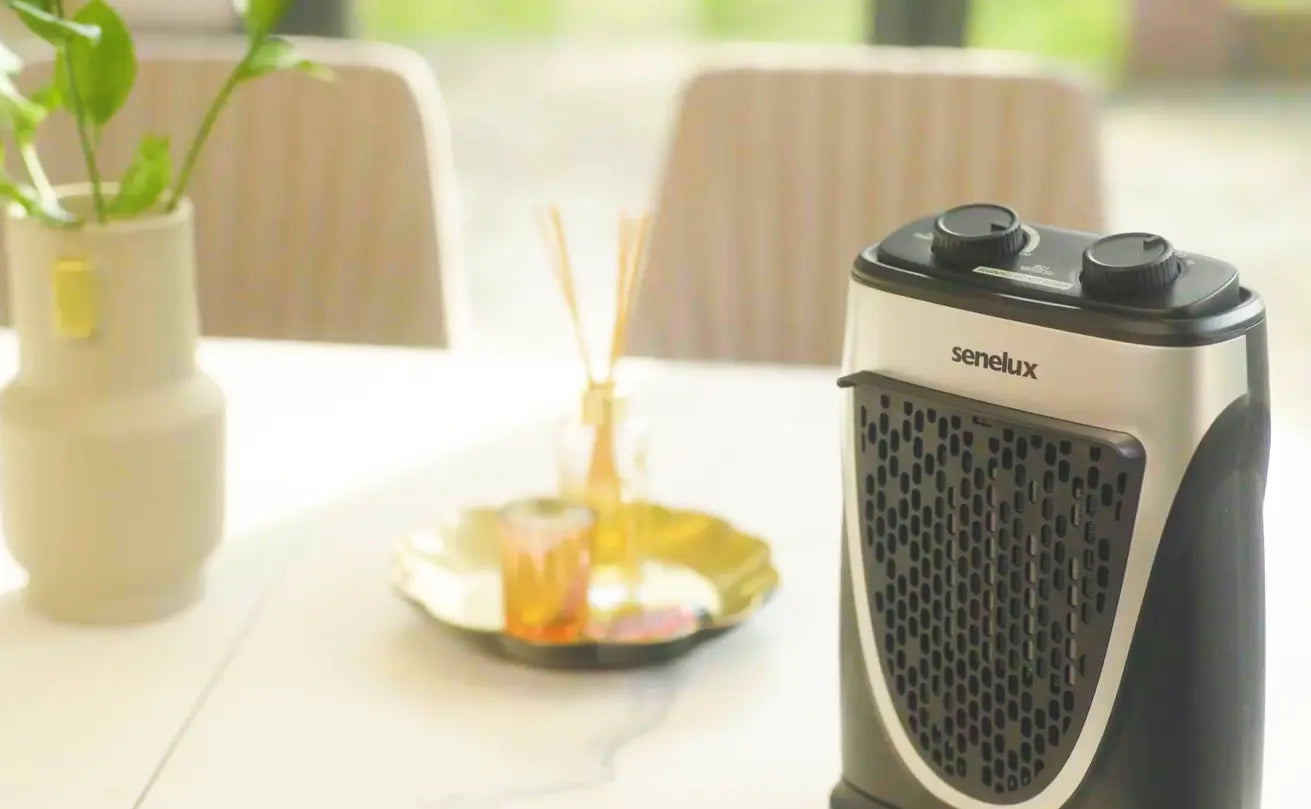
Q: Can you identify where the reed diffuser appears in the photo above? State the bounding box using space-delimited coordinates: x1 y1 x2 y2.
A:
538 206 652 598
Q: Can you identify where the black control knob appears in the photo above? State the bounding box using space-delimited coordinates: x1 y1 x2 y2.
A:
931 203 1026 266
1080 232 1181 296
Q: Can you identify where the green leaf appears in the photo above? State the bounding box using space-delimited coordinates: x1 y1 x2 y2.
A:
107 135 171 217
59 0 134 129
0 73 44 138
23 52 63 113
29 79 62 112
239 36 333 81
1 180 78 226
234 0 294 40
7 1 101 44
0 147 75 227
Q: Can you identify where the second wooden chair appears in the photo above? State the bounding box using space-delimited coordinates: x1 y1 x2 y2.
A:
630 45 1106 366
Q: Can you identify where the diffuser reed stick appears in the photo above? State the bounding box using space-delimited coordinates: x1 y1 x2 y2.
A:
537 206 652 589
536 206 651 388
539 207 596 386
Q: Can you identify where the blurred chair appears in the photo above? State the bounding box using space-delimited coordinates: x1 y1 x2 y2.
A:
630 45 1106 366
0 2 235 42
112 0 238 31
5 36 470 349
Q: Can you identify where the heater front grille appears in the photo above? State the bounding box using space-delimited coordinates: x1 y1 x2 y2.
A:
849 373 1144 803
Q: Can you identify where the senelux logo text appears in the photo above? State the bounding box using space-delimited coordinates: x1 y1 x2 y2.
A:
951 347 1039 379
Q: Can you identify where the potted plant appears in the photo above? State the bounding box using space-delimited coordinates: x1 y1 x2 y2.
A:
0 0 328 623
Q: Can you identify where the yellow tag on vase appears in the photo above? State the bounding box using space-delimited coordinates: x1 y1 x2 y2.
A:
51 257 96 339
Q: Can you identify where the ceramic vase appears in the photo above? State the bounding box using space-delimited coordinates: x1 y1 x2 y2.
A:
0 191 225 624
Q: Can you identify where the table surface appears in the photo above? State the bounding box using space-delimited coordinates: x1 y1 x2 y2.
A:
0 336 1307 809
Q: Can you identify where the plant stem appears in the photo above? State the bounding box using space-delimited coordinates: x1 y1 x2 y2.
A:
19 140 55 206
166 47 256 212
53 0 105 223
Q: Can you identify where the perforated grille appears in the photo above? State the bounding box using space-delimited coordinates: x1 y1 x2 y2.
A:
850 374 1144 802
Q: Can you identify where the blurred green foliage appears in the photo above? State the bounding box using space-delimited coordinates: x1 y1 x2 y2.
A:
971 0 1127 78
356 0 1128 77
696 0 864 42
1234 0 1311 8
355 0 564 38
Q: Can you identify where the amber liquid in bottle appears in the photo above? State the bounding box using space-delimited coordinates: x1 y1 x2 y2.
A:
557 383 650 598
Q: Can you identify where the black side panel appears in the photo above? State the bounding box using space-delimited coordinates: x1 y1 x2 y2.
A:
1063 326 1269 809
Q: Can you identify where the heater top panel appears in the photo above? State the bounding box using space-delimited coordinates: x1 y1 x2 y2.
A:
854 203 1265 346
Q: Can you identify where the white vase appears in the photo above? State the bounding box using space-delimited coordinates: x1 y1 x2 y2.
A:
0 191 225 624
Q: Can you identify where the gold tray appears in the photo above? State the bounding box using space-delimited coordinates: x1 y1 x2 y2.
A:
392 502 780 668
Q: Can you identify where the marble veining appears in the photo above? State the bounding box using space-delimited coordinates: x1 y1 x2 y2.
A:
426 670 685 808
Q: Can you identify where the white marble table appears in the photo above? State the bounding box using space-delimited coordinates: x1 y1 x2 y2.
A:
0 338 1307 809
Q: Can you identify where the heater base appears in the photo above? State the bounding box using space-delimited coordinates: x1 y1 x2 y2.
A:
830 780 901 809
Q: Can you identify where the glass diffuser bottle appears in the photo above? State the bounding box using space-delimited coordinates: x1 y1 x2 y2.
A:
557 381 649 597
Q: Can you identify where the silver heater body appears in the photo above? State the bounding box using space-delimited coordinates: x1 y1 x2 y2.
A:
833 204 1269 809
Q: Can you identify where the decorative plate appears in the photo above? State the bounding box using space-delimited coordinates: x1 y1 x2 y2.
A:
392 501 780 669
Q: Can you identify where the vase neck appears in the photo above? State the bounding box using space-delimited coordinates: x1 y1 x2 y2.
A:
5 214 201 392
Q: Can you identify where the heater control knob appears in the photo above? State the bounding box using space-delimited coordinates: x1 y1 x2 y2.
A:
930 203 1026 266
1080 232 1182 296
